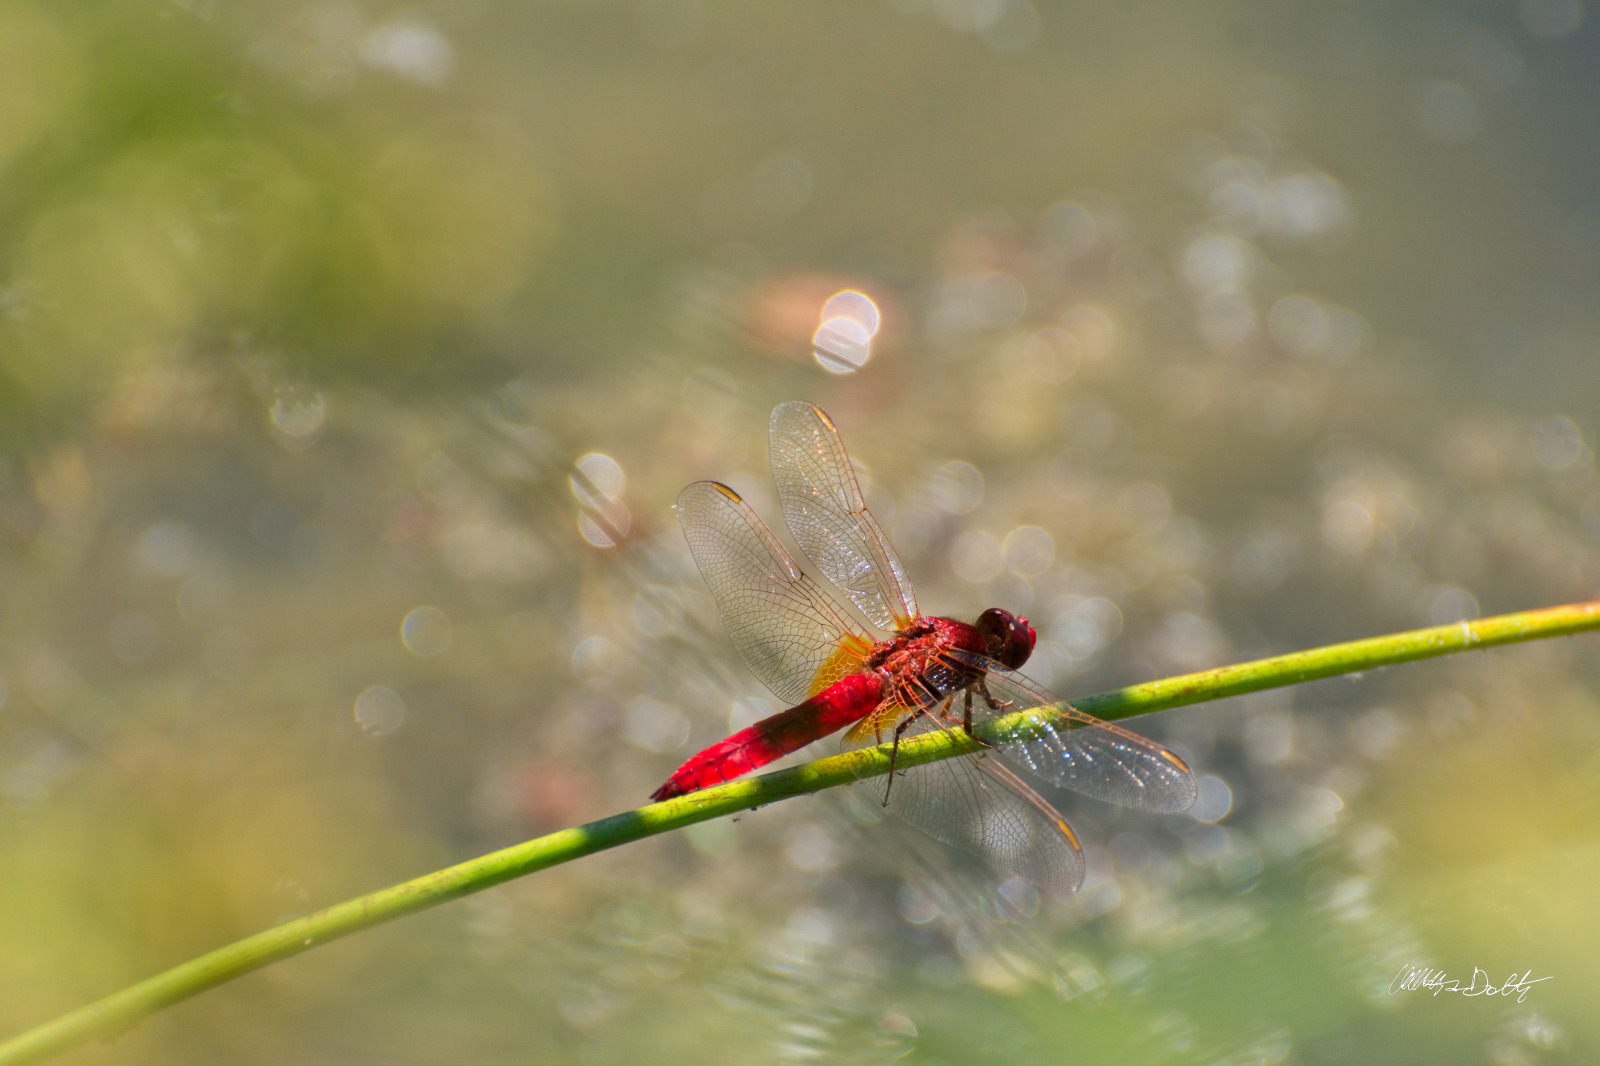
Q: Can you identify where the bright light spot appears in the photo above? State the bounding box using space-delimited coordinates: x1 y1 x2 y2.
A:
1412 80 1482 144
785 906 834 946
1199 155 1347 241
577 505 630 547
358 19 455 86
878 1013 919 1041
1322 500 1373 554
929 460 984 514
821 290 880 335
1189 774 1233 823
270 392 327 438
1263 172 1348 238
570 452 625 501
401 605 452 657
812 318 872 374
1049 597 1122 657
1293 788 1344 834
1002 525 1055 577
1268 295 1368 363
570 635 618 678
570 452 630 547
1529 415 1586 469
1423 585 1480 625
996 877 1040 920
950 529 1004 583
1181 233 1253 294
354 686 406 735
813 290 880 374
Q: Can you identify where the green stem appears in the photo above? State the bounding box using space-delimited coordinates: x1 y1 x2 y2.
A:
3 600 1597 1065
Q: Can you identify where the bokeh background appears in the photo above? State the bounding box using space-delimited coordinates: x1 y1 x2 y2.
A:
1 1 1598 1063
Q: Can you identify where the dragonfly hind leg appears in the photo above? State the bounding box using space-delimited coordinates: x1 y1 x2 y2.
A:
880 708 926 806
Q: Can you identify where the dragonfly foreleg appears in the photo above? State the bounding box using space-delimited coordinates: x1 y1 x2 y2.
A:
961 688 998 749
977 675 1017 713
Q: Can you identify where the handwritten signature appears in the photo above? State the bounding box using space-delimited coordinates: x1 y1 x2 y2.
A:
1388 965 1553 1003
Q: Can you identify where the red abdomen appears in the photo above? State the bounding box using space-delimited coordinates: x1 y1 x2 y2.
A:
650 672 884 801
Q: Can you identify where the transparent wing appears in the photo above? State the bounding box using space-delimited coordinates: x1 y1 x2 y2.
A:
944 650 1198 814
769 401 918 631
677 481 871 706
850 709 1085 895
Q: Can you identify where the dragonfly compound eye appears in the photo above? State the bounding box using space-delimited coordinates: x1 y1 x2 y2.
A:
977 608 1035 670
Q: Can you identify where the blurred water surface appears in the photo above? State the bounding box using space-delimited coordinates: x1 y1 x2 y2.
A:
1 2 1598 1064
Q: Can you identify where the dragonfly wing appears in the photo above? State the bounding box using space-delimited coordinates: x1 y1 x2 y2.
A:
851 711 1085 895
769 401 918 631
678 481 871 706
944 650 1199 814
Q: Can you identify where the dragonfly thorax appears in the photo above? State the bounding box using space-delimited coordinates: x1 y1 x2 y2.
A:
858 613 1032 709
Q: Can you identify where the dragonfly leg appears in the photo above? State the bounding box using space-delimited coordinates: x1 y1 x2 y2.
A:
977 676 1017 713
961 689 997 749
881 710 924 806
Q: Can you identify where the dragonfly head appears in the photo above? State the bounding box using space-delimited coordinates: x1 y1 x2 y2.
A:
976 608 1036 670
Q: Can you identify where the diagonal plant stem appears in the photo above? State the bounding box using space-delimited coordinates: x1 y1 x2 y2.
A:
2 600 1597 1066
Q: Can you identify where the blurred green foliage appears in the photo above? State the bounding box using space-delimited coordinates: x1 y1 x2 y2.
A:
0 2 558 446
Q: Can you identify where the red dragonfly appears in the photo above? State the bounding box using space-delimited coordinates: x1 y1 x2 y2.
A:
651 401 1196 893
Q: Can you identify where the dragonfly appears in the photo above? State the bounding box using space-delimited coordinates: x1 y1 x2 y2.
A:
651 401 1196 893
